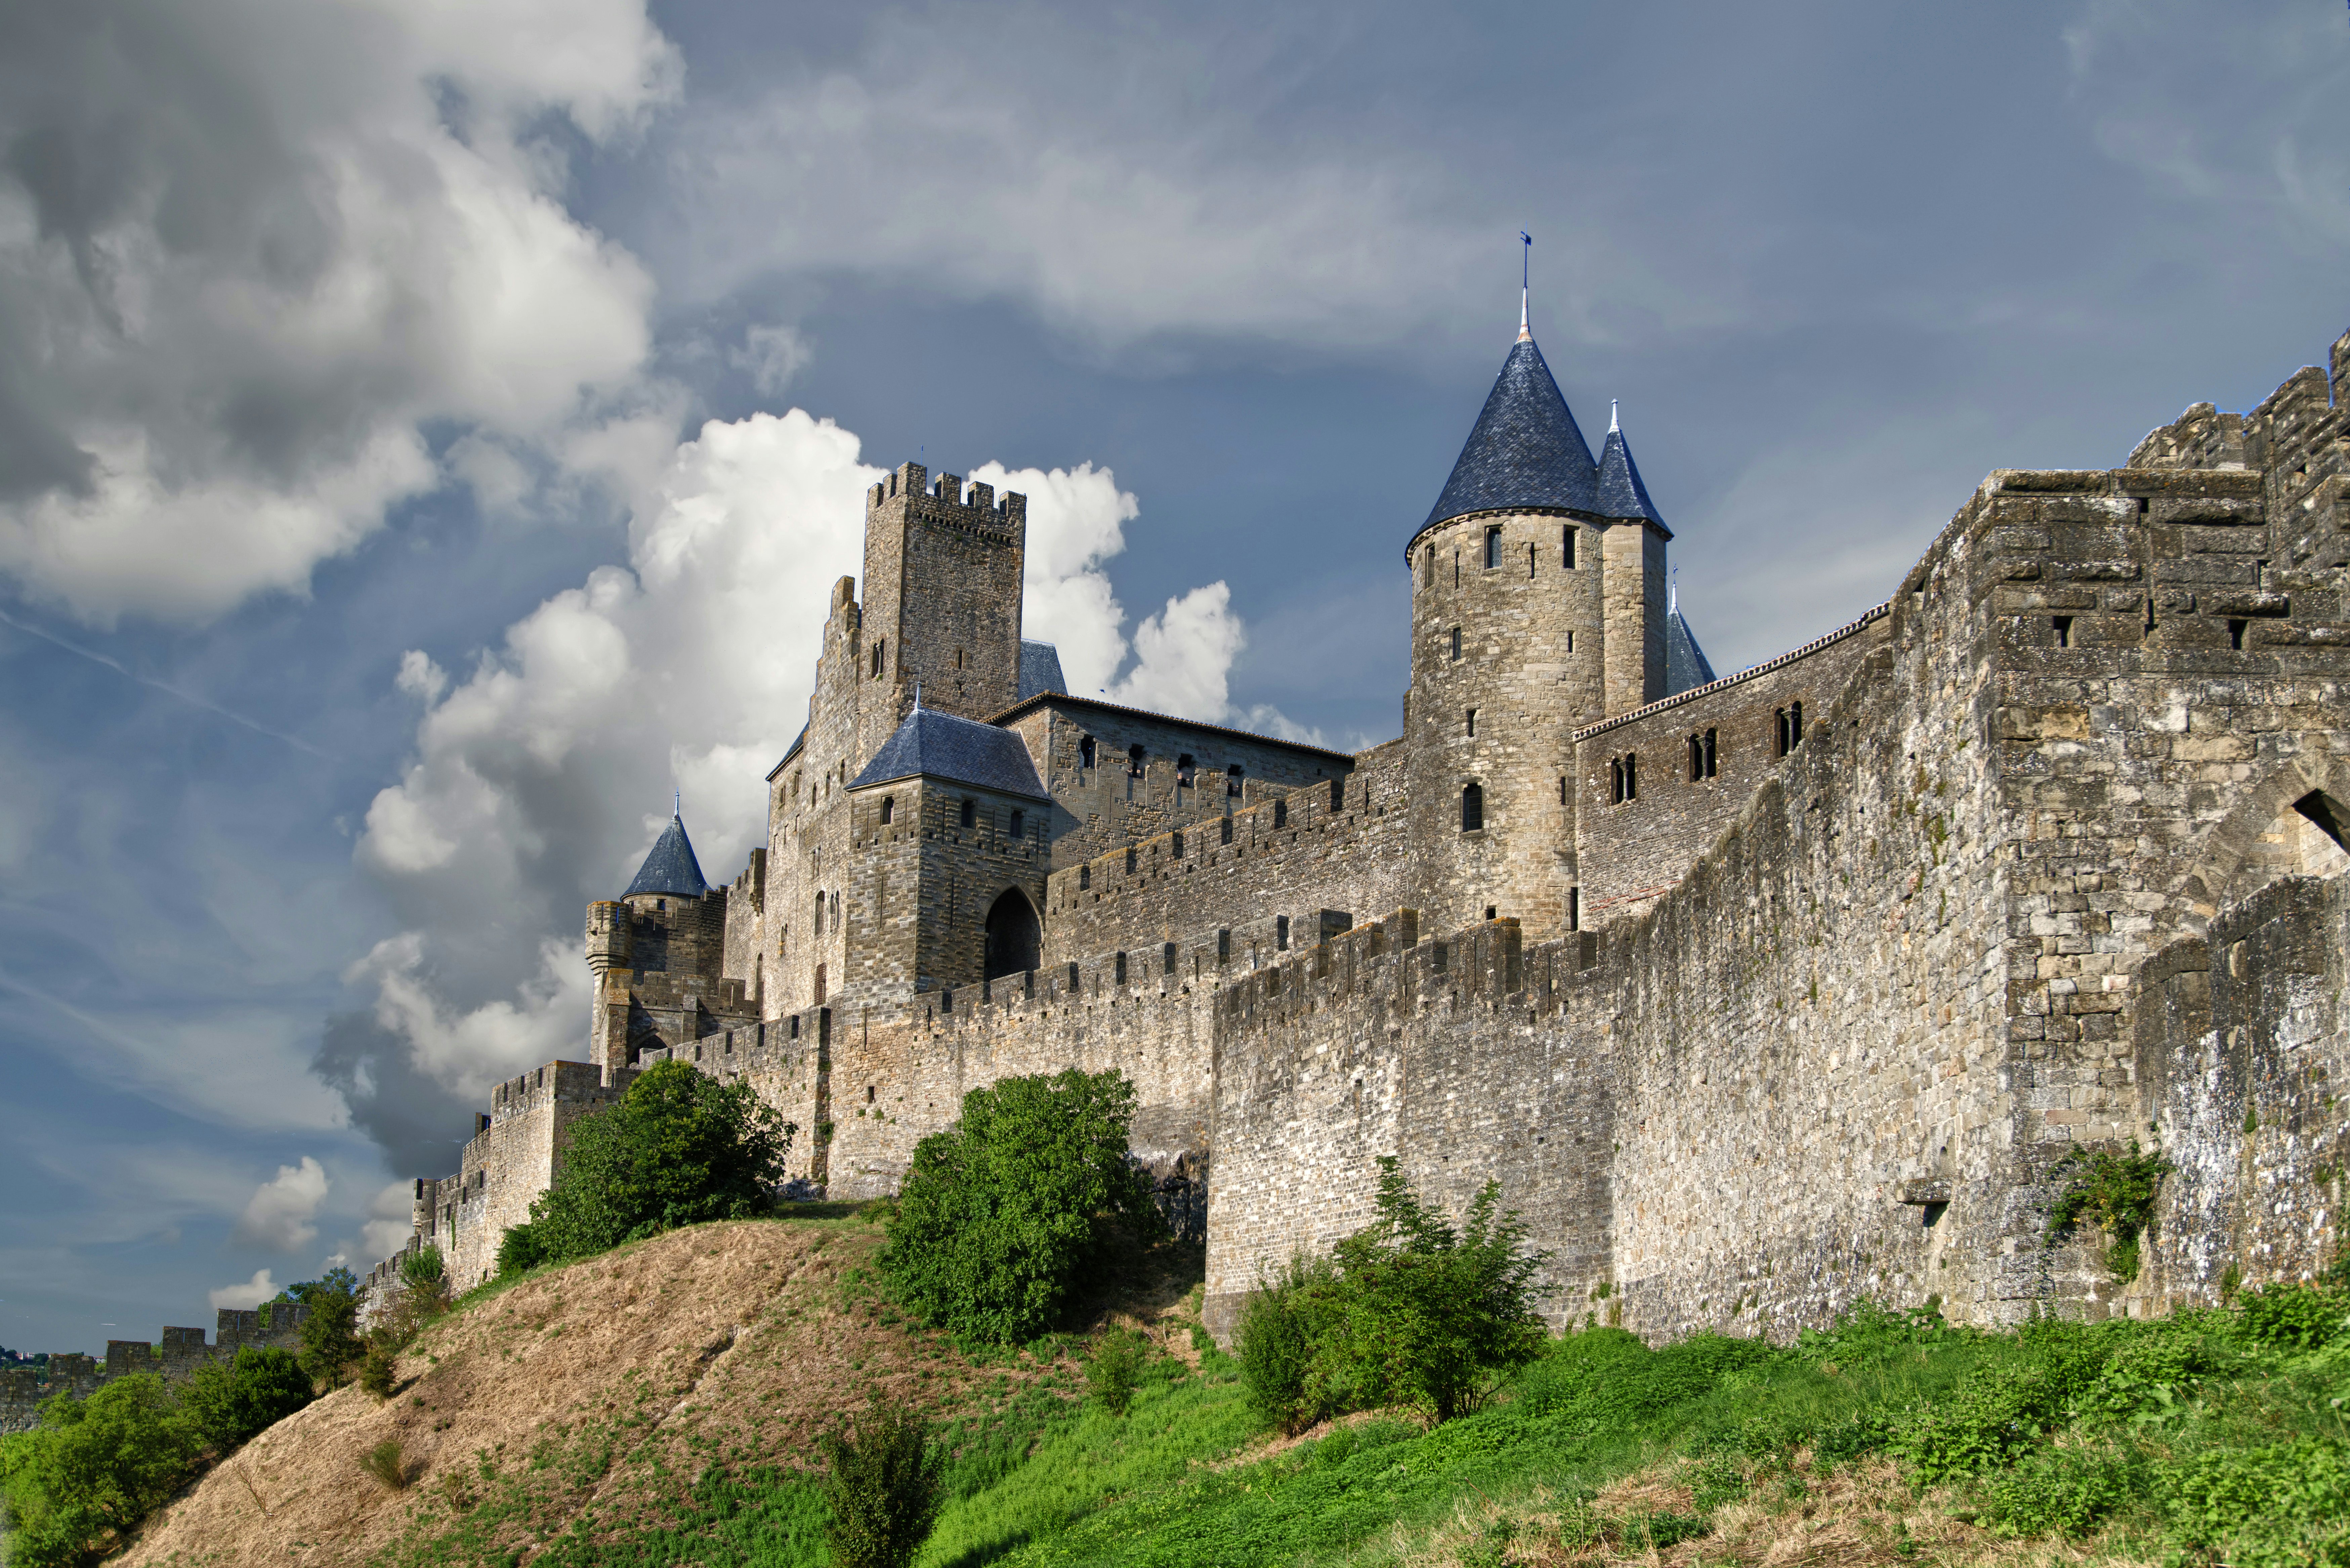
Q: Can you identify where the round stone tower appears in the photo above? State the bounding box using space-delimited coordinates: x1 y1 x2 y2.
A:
1405 316 1671 940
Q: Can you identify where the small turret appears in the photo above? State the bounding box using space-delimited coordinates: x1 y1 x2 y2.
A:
586 900 630 973
623 807 710 902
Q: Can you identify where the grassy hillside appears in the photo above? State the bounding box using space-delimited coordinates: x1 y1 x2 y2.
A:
109 1207 2350 1568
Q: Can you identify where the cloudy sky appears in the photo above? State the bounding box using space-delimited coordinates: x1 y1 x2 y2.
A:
0 0 2343 1354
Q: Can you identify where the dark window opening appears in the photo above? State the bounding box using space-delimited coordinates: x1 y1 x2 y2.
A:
1688 729 1717 781
814 890 825 934
1228 764 1245 798
1079 735 1096 769
1559 775 1567 805
1562 525 1576 569
865 1085 875 1104
1528 542 1537 577
813 963 825 1004
960 798 976 829
1220 815 1234 844
1128 743 1146 776
1776 704 1805 757
1466 707 1477 738
1176 753 1195 787
2138 497 2149 515
1272 799 1288 829
1114 951 1128 985
2293 790 2350 853
1217 929 1230 961
2228 618 2248 650
1704 728 1717 777
1453 552 1459 586
983 889 1041 981
954 648 965 669
1423 543 1433 587
1079 865 1091 890
1461 782 1484 831
655 898 665 911
1484 525 1502 569
1330 777 1345 812
871 640 886 678
1567 886 1580 931
1484 905 1497 921
2053 615 2073 648
1276 915 1290 951
1610 754 1638 804
880 796 894 824
1009 809 1024 837
1171 829 1184 858
1922 1201 1948 1229
1163 942 1177 975
1449 626 1462 661
1126 846 1138 874
1566 629 1575 653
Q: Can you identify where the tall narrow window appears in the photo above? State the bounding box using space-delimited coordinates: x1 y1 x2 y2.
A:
1790 702 1804 748
1609 758 1625 805
2228 618 2248 650
1484 526 1502 568
1276 915 1290 951
1528 543 1536 578
1774 707 1792 757
1330 777 1345 812
960 798 976 829
1009 810 1024 837
1565 630 1574 653
1128 743 1146 776
1625 753 1637 800
1273 799 1288 829
1559 775 1567 805
1423 543 1433 587
1563 525 1577 569
2053 615 2073 648
1079 735 1096 769
954 648 965 669
1125 846 1138 874
1449 626 1462 661
1461 782 1484 831
1689 733 1704 781
880 796 894 824
830 890 840 927
1703 729 1717 778
1079 865 1091 890
814 889 825 934
1221 815 1234 844
813 963 825 1004
1568 887 1580 929
1176 753 1195 787
1466 708 1477 738
1227 764 1245 798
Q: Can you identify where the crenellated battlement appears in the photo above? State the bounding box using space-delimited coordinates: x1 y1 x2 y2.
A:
866 461 1026 536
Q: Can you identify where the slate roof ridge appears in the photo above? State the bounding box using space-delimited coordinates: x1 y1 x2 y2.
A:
1418 334 1599 539
851 703 1050 799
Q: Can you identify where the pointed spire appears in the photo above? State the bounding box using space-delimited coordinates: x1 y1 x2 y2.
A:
1594 405 1670 535
1420 333 1598 533
623 809 709 899
672 788 681 819
1609 399 1620 434
1517 230 1533 343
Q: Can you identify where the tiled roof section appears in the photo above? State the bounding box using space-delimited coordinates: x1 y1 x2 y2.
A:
1420 337 1598 536
1595 426 1668 533
1574 602 1892 741
1665 609 1716 696
851 705 1049 799
1017 640 1067 701
623 814 710 899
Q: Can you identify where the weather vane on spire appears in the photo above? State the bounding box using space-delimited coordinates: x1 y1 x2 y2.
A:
1518 231 1533 342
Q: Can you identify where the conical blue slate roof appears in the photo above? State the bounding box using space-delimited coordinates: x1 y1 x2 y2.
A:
1595 424 1668 532
1421 337 1598 534
851 704 1048 799
1666 609 1717 696
624 813 710 899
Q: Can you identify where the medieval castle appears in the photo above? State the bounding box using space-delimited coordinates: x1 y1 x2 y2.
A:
345 313 2350 1347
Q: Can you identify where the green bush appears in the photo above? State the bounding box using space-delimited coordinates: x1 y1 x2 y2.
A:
0 1376 205 1568
1980 1443 2145 1538
178 1347 313 1452
879 1069 1161 1344
505 1058 794 1271
821 1399 943 1568
1085 1330 1148 1416
1234 1161 1548 1429
2164 1436 2350 1567
2235 1282 2350 1352
398 1245 446 1292
2045 1141 2173 1281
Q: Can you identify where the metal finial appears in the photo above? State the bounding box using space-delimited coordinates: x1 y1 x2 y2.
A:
1609 399 1620 433
912 683 922 710
1517 231 1533 343
673 789 681 819
1668 565 1678 616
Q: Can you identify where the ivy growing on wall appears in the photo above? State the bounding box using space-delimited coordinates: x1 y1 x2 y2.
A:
2046 1141 2175 1283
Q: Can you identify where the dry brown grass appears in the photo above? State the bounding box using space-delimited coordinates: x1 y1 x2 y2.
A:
1403 1454 2163 1568
117 1214 1091 1568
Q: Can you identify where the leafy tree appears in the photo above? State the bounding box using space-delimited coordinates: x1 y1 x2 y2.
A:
0 1376 204 1567
275 1266 360 1308
179 1347 313 1452
502 1059 793 1271
297 1277 363 1389
1236 1160 1548 1428
821 1398 943 1568
880 1069 1163 1343
398 1245 446 1294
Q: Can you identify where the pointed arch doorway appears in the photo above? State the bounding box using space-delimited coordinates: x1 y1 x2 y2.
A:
984 888 1041 981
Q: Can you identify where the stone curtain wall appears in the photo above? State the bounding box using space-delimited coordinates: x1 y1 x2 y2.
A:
1042 743 1411 970
1001 700 1353 874
0 1307 308 1435
2135 874 2349 1302
1570 607 1892 921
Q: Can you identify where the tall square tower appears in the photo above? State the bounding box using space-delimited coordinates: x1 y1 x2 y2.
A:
858 463 1027 747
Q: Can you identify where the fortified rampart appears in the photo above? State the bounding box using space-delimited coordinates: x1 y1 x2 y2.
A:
0 1306 309 1435
362 323 2350 1349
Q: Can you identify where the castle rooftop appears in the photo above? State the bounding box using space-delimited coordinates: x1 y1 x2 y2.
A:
1418 334 1598 540
984 690 1356 764
1594 405 1671 535
623 812 709 899
853 701 1050 798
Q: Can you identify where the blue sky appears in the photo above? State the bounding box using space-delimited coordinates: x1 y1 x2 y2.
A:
0 0 2343 1354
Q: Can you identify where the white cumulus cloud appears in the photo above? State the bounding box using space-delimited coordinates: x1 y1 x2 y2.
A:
0 0 677 625
230 1157 331 1252
208 1269 282 1311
